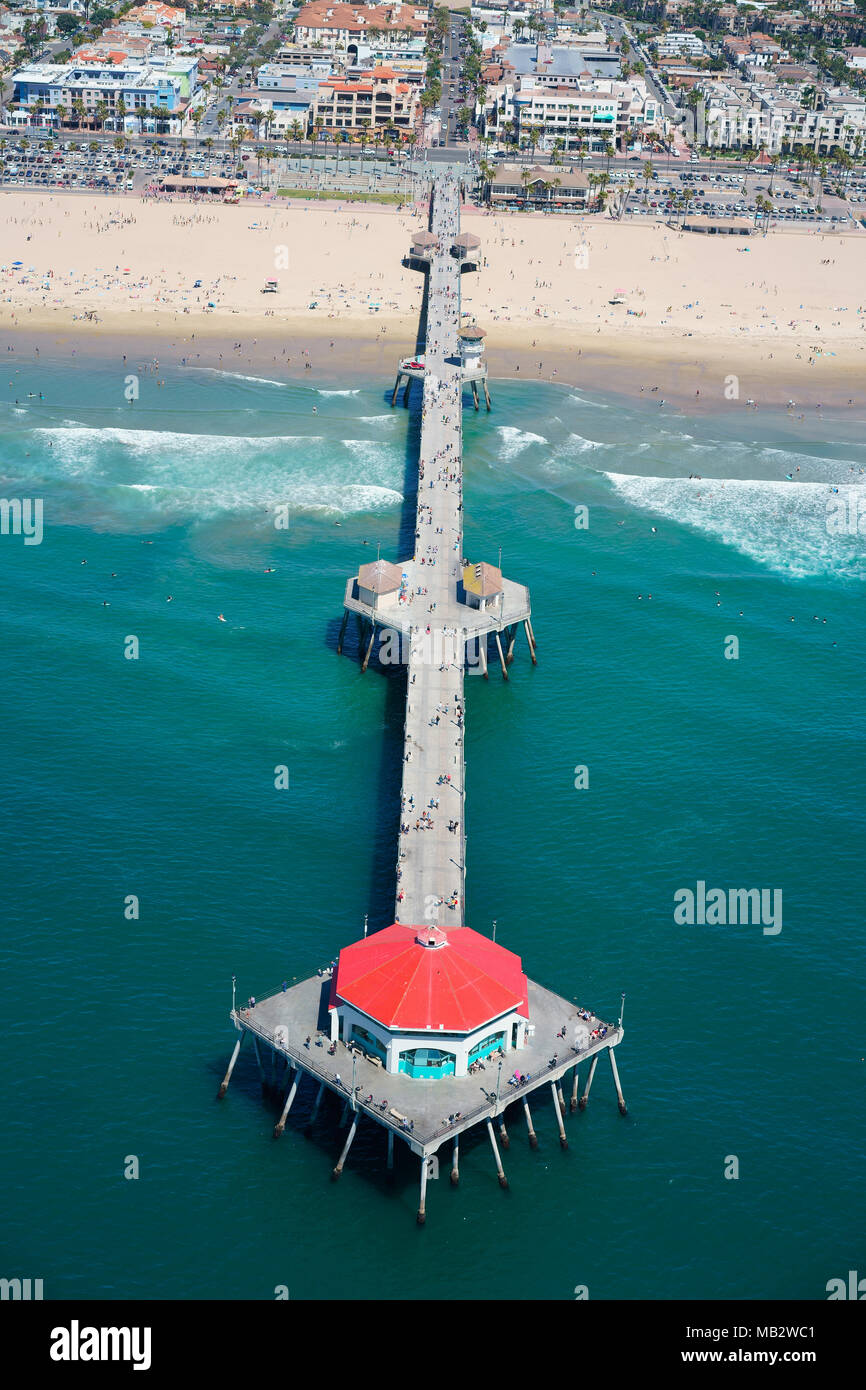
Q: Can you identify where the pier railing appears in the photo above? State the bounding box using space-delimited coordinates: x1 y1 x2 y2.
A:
233 1005 622 1147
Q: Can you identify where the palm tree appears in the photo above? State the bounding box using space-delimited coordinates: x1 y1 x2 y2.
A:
618 176 635 220
642 159 655 199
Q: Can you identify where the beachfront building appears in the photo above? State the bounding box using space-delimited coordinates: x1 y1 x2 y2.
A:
310 64 420 137
10 57 199 132
490 73 660 154
699 76 866 155
293 1 428 57
486 162 591 208
329 923 530 1079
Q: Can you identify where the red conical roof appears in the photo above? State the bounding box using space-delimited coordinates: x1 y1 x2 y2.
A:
330 923 529 1033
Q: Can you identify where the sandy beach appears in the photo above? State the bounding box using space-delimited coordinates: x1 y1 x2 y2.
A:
1 189 863 406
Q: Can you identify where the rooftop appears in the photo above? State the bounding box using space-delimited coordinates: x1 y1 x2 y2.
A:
358 558 403 594
331 922 529 1034
463 561 503 597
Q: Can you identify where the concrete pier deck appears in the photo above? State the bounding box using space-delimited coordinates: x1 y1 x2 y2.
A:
234 980 622 1159
222 167 628 1193
395 172 467 929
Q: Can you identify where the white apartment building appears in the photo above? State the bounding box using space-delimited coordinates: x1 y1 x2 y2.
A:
702 79 866 154
655 32 706 58
494 75 660 151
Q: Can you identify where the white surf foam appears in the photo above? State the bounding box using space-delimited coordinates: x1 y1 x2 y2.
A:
33 426 403 521
605 471 866 580
193 368 286 388
495 426 547 461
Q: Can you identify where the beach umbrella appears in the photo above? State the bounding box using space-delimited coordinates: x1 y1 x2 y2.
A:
12 260 23 268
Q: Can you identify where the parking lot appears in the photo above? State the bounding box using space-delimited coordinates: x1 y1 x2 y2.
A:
0 136 246 194
609 162 862 228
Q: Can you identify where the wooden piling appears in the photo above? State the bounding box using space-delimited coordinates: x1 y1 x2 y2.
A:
471 380 479 411
332 1113 358 1179
391 374 402 406
403 375 412 407
451 1134 459 1185
252 1035 266 1094
336 608 349 654
498 1116 510 1149
417 1156 428 1224
361 621 377 673
523 619 537 665
306 1080 326 1132
494 630 508 680
551 1081 568 1149
487 1118 509 1188
482 379 491 411
579 1055 598 1110
387 1128 395 1171
570 1066 580 1113
609 1047 627 1115
478 635 488 680
273 1066 300 1138
217 1034 244 1100
523 1097 538 1148
505 625 517 665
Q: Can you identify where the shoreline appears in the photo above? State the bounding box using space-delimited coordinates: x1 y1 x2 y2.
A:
3 314 861 412
2 186 863 412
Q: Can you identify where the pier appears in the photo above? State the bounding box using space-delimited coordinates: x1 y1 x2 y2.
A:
218 162 627 1221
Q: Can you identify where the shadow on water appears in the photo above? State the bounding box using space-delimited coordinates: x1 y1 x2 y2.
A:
321 246 432 933
208 1037 517 1197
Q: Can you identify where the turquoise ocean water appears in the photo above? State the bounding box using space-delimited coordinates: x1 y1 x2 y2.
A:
1 356 864 1300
